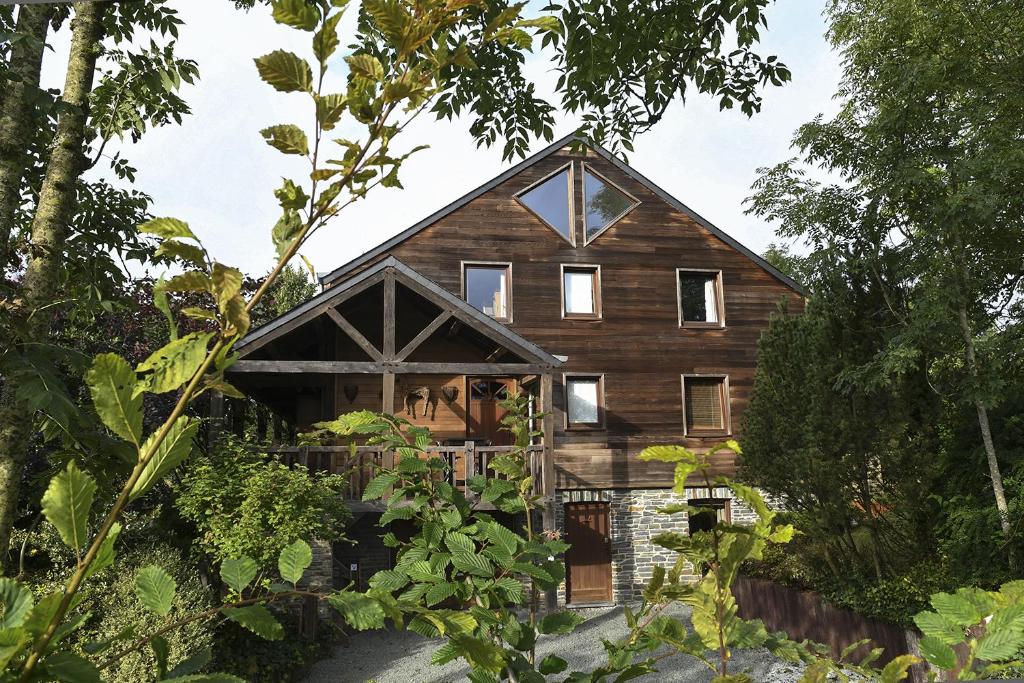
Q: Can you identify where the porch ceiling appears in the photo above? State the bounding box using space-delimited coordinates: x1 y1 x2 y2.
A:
230 256 562 375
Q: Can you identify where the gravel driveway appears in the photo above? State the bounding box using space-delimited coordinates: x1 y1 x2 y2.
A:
304 605 807 682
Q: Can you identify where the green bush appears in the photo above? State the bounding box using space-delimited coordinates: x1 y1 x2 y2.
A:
212 612 339 682
176 436 351 568
27 540 215 683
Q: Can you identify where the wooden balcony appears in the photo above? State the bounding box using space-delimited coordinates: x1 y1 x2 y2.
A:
270 441 548 510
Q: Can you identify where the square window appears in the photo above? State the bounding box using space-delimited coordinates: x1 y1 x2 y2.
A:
562 266 601 318
464 264 511 321
565 375 603 428
678 270 723 326
683 376 728 433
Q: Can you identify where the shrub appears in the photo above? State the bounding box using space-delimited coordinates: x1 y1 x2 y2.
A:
27 540 215 683
176 436 351 568
212 613 339 682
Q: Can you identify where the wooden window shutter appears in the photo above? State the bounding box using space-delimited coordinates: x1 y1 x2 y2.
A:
685 378 724 431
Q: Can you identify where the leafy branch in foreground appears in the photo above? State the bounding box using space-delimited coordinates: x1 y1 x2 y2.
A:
0 0 558 679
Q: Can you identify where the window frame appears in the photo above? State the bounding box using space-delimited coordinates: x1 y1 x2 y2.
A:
514 162 576 246
680 374 731 436
676 268 726 329
563 373 606 430
461 261 513 323
560 264 603 320
581 162 641 246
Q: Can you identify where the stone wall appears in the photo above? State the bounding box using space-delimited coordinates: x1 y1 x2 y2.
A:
554 486 772 604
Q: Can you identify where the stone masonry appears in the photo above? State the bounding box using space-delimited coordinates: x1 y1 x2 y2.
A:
554 487 773 605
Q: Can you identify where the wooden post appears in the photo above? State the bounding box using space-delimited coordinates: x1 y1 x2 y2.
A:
208 392 225 449
539 372 557 610
382 372 395 470
465 440 475 486
383 269 396 360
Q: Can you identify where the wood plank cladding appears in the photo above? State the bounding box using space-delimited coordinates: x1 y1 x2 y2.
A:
329 145 804 489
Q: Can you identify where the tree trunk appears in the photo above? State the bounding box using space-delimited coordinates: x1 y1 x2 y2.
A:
0 3 55 267
0 1 106 572
957 302 1011 536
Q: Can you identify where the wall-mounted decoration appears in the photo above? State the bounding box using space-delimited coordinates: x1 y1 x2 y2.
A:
441 386 458 404
405 386 438 420
343 384 359 403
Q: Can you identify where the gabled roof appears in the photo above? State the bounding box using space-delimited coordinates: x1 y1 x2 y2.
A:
318 133 806 295
236 256 562 367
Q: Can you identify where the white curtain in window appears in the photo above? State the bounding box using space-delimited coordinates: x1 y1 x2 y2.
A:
704 277 719 323
568 379 599 424
564 271 594 314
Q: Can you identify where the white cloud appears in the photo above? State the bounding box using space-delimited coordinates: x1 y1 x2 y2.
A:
40 0 841 277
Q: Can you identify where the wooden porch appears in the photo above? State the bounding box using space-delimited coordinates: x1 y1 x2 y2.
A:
271 442 547 510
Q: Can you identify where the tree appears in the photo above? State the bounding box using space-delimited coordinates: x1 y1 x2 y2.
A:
747 0 1024 537
0 3 56 264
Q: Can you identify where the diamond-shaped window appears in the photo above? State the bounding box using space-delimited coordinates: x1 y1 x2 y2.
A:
516 164 573 244
583 165 638 244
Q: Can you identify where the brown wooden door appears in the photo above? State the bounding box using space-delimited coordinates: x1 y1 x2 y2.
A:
564 501 613 604
467 378 515 445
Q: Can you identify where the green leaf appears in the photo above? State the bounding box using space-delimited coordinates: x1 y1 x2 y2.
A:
130 416 198 501
0 627 29 669
135 332 214 395
42 651 101 682
485 523 519 555
444 531 475 554
914 610 963 646
361 472 398 500
260 124 309 156
976 626 1024 662
160 271 212 294
313 12 342 64
166 647 212 678
254 50 313 92
135 565 176 616
918 635 957 670
327 592 386 631
83 522 121 580
0 579 33 629
87 353 142 446
346 53 384 82
878 654 918 683
163 675 245 683
221 605 284 640
931 591 986 626
152 635 170 678
278 539 313 585
425 582 459 607
221 557 258 594
223 295 251 336
316 93 347 131
368 569 408 592
450 552 493 577
211 262 243 314
140 217 196 240
638 445 696 463
539 654 568 674
41 461 96 552
538 610 584 635
272 0 319 30
155 240 206 266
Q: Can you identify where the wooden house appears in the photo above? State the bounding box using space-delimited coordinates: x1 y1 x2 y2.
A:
227 136 804 605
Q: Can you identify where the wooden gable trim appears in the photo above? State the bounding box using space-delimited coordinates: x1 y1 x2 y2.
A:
235 256 562 368
317 135 807 296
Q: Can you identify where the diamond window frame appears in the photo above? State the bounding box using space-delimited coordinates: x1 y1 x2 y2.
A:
581 162 641 246
514 162 576 246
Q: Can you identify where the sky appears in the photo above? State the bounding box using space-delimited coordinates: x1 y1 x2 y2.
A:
41 1 843 279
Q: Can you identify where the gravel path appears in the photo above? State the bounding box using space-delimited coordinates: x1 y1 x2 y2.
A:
304 605 807 682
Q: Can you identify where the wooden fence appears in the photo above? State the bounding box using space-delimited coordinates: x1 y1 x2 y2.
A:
733 576 930 681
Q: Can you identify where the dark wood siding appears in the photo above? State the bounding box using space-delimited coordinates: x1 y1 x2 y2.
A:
330 146 803 488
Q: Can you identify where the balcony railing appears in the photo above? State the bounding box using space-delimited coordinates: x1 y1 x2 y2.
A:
268 441 547 503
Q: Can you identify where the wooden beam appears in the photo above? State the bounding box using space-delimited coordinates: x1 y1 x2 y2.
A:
229 360 553 375
539 372 557 611
382 372 395 470
394 310 451 361
326 307 383 361
383 269 396 360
